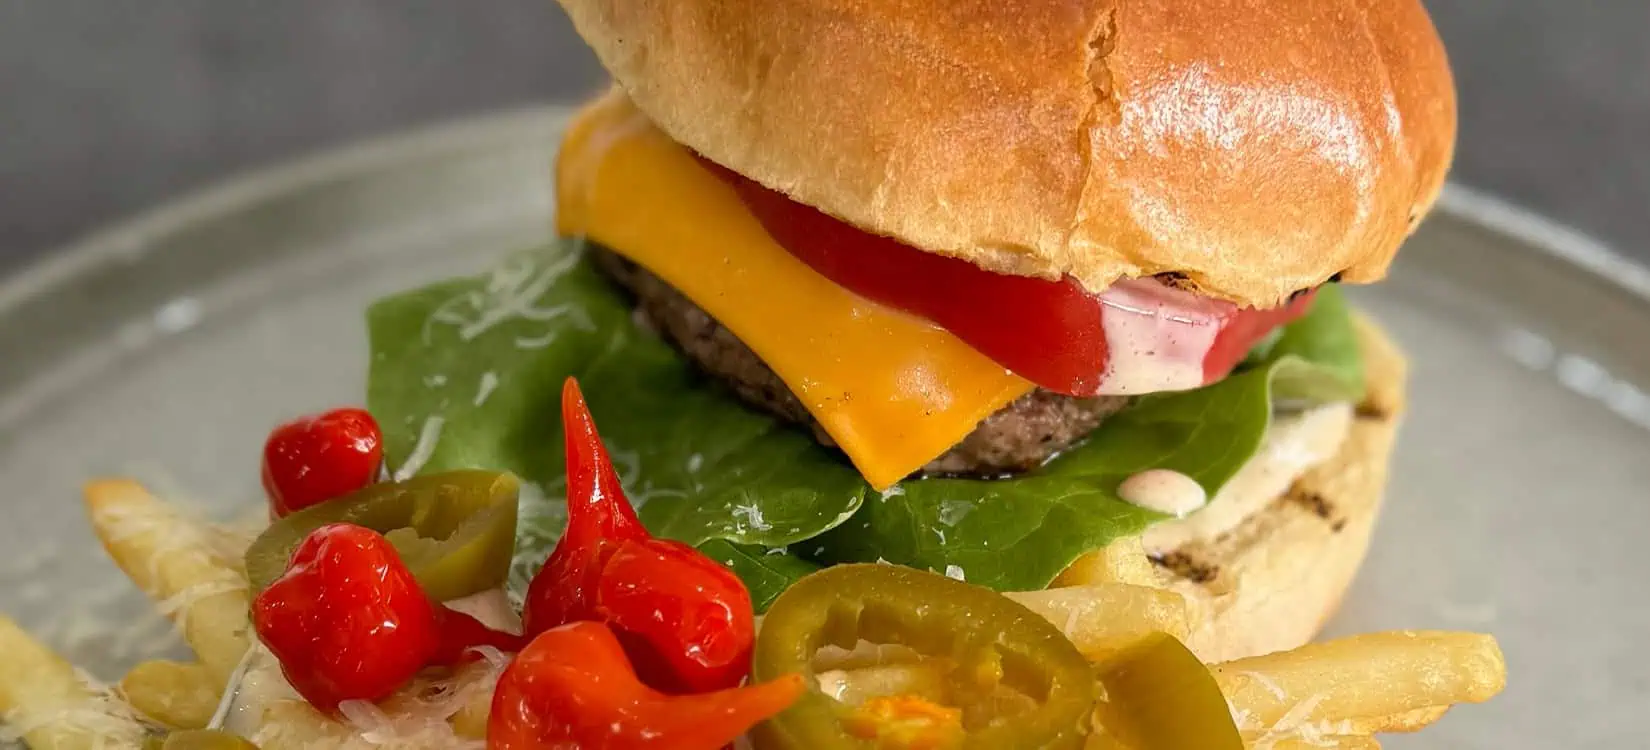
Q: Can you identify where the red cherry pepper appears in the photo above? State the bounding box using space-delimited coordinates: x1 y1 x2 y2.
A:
252 523 439 712
253 523 525 712
262 407 384 518
522 379 757 693
487 620 803 750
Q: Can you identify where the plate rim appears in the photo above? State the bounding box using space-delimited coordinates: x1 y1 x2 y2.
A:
3 104 1647 311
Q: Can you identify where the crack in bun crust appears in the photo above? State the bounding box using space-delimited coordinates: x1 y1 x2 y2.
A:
555 0 1456 307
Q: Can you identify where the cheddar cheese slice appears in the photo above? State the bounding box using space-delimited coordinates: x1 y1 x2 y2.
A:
556 93 1034 489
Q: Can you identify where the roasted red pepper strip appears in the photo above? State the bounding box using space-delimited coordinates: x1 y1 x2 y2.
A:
252 523 439 712
522 378 757 693
253 523 525 711
262 407 384 518
488 620 803 750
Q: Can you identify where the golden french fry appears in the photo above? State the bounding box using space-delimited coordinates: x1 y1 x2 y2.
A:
120 659 218 730
1090 729 1382 750
1340 705 1450 734
1213 631 1505 733
1258 737 1381 750
1082 724 1127 750
84 478 251 684
1006 583 1191 650
0 616 147 750
1086 725 1383 750
1055 537 1164 588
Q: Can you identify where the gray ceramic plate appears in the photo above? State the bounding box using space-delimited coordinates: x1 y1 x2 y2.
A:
2 107 1647 749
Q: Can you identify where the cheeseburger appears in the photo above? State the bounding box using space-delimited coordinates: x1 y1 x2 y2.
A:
390 0 1454 662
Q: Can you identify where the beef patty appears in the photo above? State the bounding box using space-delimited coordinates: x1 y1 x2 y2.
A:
592 249 1130 478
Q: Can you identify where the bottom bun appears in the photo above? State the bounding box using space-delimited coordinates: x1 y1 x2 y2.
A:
1166 314 1407 663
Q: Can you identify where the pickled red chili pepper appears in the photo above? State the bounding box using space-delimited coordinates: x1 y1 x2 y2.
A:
487 620 803 750
521 378 756 693
252 523 523 712
261 407 384 518
252 523 439 712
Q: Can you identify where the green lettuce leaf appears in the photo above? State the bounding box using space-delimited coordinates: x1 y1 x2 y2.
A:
367 242 867 597
366 240 1363 597
696 541 822 612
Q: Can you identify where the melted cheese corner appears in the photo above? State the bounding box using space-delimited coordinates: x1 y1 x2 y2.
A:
556 94 1033 489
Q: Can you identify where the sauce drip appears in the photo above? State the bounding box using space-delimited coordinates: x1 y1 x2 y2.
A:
1117 469 1209 517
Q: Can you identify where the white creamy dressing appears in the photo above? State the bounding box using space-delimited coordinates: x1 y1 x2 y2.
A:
1117 469 1209 517
1094 279 1227 395
1141 402 1355 552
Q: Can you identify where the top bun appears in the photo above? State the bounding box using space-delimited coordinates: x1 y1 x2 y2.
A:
556 0 1456 307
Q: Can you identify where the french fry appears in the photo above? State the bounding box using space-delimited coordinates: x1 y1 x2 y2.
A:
1081 720 1384 749
1338 705 1449 734
1213 631 1505 734
1259 737 1381 750
0 616 147 750
84 478 251 684
120 659 218 730
1055 537 1164 588
1081 724 1127 750
1006 583 1191 649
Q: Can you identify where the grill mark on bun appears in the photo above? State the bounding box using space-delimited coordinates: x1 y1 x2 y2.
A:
1354 401 1391 421
1152 551 1219 584
1288 487 1337 520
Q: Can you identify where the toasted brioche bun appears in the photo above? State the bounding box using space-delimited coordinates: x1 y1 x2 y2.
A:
555 0 1455 307
1158 314 1407 662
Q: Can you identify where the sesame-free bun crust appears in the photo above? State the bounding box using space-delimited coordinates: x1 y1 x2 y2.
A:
555 0 1456 307
1174 314 1407 662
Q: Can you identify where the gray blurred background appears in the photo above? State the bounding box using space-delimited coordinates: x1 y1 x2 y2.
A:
1 1 1646 270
